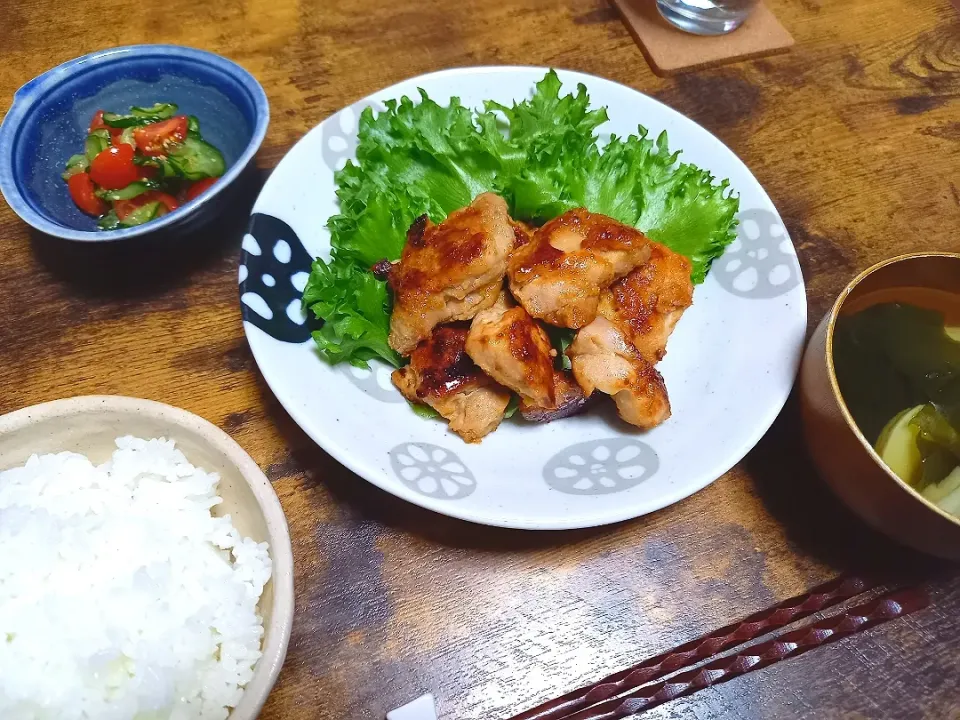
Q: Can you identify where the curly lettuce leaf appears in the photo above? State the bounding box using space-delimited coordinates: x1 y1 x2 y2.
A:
486 70 608 222
327 92 511 270
325 162 420 268
633 133 739 284
360 92 504 206
488 72 739 282
304 69 741 367
302 258 399 368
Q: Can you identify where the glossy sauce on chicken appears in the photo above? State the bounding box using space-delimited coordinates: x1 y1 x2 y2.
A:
387 192 515 355
388 197 694 439
392 324 512 443
508 208 653 328
409 325 482 399
466 292 557 407
601 243 693 364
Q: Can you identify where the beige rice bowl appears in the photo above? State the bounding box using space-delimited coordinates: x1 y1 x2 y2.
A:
0 436 272 720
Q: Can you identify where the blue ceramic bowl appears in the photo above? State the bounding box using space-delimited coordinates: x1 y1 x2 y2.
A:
0 45 269 242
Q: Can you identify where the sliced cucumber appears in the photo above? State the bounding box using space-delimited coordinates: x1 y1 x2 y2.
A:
102 103 177 128
100 112 143 128
61 154 88 181
130 103 177 120
187 115 201 138
119 201 161 227
138 156 178 179
85 130 111 162
167 136 226 180
97 210 121 230
97 181 155 201
64 153 88 170
947 326 960 343
116 126 137 148
875 404 925 487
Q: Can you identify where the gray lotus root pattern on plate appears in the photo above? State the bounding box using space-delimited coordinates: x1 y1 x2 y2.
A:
338 362 405 403
543 438 659 495
714 208 802 299
321 99 388 171
389 442 477 500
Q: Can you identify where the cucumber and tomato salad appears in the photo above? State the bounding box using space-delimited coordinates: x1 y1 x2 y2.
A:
62 103 225 229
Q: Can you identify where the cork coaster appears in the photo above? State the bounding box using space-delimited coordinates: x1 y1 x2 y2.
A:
612 0 794 76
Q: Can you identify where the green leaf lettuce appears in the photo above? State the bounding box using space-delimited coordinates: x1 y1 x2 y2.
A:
304 69 740 366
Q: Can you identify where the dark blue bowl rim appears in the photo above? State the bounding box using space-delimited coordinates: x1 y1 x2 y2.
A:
0 44 270 242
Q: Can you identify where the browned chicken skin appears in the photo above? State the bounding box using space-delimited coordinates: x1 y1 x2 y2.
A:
508 209 653 329
388 193 516 356
599 242 693 364
390 200 690 439
466 291 556 407
567 318 671 430
392 325 511 443
566 242 692 430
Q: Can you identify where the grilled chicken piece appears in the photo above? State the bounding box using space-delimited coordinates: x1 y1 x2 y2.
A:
388 193 516 356
567 317 671 430
466 291 556 407
566 242 692 430
392 325 511 443
599 243 693 364
519 370 592 423
508 209 653 329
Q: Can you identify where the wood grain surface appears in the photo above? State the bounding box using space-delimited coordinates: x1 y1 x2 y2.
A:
1 0 959 718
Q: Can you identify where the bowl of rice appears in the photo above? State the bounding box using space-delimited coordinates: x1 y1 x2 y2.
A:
0 395 294 720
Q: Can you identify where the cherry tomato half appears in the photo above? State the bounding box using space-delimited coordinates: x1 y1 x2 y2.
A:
67 172 108 216
89 110 122 138
185 177 218 202
134 116 188 157
114 191 180 222
147 190 180 214
89 144 140 190
89 110 107 132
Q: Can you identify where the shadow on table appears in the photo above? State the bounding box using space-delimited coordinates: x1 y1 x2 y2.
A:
744 389 954 584
254 374 617 552
28 165 267 300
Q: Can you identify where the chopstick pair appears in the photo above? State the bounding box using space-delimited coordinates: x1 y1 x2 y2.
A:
509 576 929 720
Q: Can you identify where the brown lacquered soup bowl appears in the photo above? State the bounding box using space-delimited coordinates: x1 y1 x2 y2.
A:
800 252 960 560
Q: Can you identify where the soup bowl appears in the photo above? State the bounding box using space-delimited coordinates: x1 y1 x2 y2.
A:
800 252 960 560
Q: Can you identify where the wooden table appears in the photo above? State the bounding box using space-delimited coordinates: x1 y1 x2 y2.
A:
2 0 959 718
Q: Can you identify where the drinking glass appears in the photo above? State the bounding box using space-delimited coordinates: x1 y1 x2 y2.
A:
656 0 759 35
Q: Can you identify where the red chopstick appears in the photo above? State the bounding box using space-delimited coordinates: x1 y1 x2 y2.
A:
509 575 874 720
552 587 929 720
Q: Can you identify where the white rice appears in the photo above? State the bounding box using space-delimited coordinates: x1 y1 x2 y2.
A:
0 436 272 720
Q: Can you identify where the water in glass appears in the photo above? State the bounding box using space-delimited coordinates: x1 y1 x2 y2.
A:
656 0 759 35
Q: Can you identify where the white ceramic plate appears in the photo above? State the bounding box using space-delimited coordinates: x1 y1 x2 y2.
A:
239 66 807 530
